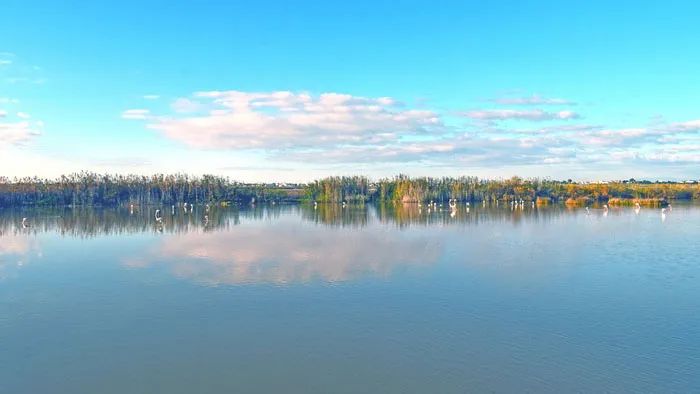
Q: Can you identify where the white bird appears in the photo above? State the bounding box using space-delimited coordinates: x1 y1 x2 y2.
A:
585 207 590 214
603 204 608 211
21 217 29 228
668 204 673 212
154 209 162 221
171 205 175 215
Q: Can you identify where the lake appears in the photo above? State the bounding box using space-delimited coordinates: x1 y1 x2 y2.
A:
1 203 699 393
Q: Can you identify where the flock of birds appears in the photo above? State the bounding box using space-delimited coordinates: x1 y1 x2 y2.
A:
132 202 213 227
309 198 672 217
309 198 674 222
582 202 672 219
151 202 212 226
415 199 472 217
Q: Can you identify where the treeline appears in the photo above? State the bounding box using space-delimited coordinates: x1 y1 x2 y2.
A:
1 173 698 207
304 175 700 203
0 172 301 207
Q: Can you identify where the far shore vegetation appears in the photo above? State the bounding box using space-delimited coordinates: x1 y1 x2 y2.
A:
1 173 698 208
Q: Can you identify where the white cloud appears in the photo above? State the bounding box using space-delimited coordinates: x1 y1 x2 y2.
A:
118 89 700 177
16 112 30 119
0 110 6 117
0 120 42 145
143 94 160 100
492 95 575 105
171 98 202 113
507 124 602 135
142 91 442 149
581 128 649 146
121 109 151 120
668 119 700 132
464 109 579 121
281 131 574 167
281 116 700 170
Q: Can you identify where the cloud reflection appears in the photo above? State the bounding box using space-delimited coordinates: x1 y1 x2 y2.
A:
127 224 441 285
0 234 35 279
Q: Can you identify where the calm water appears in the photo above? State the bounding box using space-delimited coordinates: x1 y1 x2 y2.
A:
1 203 699 393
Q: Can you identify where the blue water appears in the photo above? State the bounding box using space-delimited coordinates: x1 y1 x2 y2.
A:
1 204 698 393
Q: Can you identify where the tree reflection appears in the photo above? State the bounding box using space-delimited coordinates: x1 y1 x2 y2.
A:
0 203 587 237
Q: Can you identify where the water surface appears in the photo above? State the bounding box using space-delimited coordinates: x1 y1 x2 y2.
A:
1 204 699 393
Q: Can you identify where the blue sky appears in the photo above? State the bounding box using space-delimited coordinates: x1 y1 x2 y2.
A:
1 0 699 181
